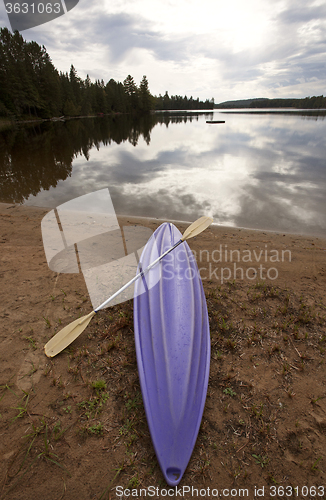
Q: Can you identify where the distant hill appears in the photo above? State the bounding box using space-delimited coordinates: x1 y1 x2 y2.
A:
215 96 326 109
215 98 267 108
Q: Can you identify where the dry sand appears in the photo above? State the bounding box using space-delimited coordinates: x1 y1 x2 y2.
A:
0 202 326 499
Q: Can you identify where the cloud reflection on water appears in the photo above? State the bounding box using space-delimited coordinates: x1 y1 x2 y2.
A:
21 112 326 237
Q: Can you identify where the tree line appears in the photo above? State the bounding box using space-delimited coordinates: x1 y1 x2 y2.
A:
0 28 214 120
155 91 214 110
250 96 326 109
216 96 326 109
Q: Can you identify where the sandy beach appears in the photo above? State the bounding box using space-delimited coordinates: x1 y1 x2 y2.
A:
1 202 326 499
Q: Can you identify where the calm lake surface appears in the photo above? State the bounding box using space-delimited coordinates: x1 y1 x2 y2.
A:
1 109 326 237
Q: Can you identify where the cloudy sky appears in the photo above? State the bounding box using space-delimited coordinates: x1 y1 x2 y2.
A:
1 0 326 102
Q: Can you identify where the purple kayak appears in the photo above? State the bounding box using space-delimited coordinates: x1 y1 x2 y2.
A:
133 222 210 486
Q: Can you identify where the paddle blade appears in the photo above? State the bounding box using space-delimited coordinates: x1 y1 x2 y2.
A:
181 216 213 241
44 311 96 357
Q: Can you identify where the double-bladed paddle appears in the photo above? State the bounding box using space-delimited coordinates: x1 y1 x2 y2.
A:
44 216 213 357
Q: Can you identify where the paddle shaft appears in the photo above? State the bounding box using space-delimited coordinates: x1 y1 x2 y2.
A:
94 239 183 312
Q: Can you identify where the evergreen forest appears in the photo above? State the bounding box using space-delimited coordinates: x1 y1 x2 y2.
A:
0 28 214 120
1 27 324 120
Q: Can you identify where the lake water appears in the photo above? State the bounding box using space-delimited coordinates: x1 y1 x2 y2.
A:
1 110 326 237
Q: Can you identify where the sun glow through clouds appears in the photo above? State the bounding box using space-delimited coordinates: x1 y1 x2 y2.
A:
2 0 326 101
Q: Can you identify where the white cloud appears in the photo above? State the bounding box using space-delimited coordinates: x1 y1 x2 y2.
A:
1 0 326 101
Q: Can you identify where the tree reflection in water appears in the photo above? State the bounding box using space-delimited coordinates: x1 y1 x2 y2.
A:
0 112 213 204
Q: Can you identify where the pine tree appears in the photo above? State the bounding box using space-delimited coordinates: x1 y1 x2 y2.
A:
69 64 82 114
139 75 153 113
123 75 138 112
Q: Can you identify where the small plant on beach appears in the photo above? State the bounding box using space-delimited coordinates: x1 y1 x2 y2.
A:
310 395 324 405
23 336 37 350
282 363 290 375
91 379 106 392
225 338 236 349
223 387 236 397
251 403 264 418
124 392 142 412
11 391 30 422
77 381 109 419
252 454 269 468
311 457 322 472
213 349 223 360
52 420 69 441
119 418 134 436
87 422 103 436
219 317 229 332
43 316 51 328
78 393 109 418
0 378 17 403
127 474 140 488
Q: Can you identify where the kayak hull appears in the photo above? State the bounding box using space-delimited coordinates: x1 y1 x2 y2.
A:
133 223 210 486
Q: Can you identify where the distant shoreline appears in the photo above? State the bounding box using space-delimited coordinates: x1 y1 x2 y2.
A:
0 112 124 130
1 107 326 131
218 108 326 115
214 95 326 109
